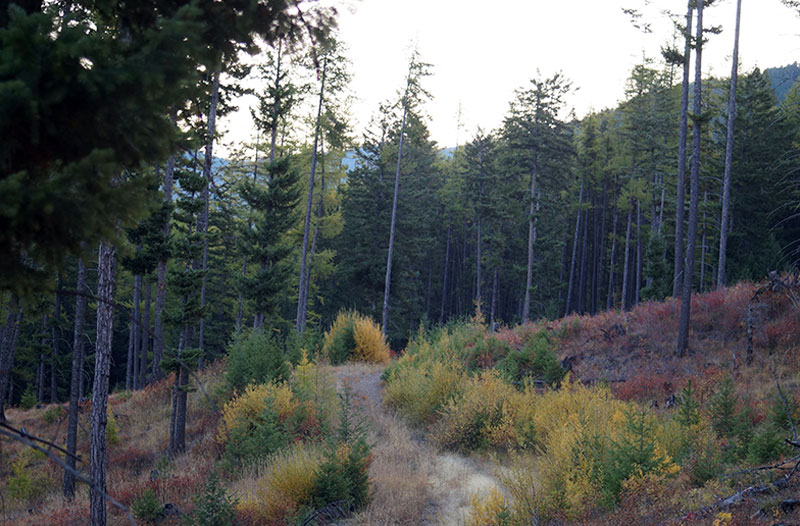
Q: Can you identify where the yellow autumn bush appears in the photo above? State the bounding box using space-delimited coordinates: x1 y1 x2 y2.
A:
217 382 298 443
383 360 464 425
237 443 324 522
352 317 391 363
323 310 390 364
435 371 523 451
466 485 509 526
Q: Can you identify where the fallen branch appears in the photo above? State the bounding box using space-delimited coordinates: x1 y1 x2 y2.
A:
0 420 81 462
0 427 136 525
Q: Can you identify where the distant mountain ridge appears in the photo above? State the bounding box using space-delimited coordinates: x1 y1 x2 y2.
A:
767 62 800 102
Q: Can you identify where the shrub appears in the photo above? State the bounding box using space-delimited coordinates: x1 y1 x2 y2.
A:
238 444 324 524
185 471 237 526
322 310 390 365
106 405 120 446
310 390 372 511
601 409 675 504
43 405 65 423
132 489 162 525
435 371 522 452
497 331 564 387
226 331 290 393
747 423 790 464
6 451 48 502
352 318 391 363
323 310 358 364
218 382 299 465
20 384 36 409
709 376 739 438
383 360 464 425
466 485 510 526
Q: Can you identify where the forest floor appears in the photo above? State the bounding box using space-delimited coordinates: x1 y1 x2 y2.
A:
333 363 500 526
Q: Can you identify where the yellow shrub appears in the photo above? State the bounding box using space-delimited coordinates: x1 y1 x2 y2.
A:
466 485 508 526
218 382 298 443
497 453 543 524
106 405 120 446
436 371 522 451
323 310 390 364
238 443 324 522
293 350 338 414
384 360 464 424
352 318 391 364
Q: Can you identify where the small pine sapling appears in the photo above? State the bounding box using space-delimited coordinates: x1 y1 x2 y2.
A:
185 471 237 526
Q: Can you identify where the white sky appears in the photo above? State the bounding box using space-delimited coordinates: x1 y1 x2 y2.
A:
218 0 799 151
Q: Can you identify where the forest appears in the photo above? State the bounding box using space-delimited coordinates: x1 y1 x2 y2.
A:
1 0 800 525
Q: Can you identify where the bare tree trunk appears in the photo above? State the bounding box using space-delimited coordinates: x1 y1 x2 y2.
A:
700 191 708 291
717 0 742 290
0 295 20 421
127 275 141 390
674 0 694 298
138 280 150 389
565 179 584 316
595 179 609 313
382 82 409 336
153 142 176 383
90 240 117 526
607 201 619 310
38 316 46 403
522 160 539 322
677 0 704 356
490 268 499 328
302 165 325 329
440 224 452 323
578 207 589 313
270 40 283 164
50 285 61 404
64 258 87 498
622 203 633 311
197 68 220 368
297 58 327 334
635 200 642 306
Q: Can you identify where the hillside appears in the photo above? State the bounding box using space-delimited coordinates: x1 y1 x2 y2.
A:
1 279 798 525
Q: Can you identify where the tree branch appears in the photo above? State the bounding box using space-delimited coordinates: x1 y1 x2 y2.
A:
0 428 136 526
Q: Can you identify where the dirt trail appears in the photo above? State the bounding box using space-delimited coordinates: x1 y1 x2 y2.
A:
333 363 499 526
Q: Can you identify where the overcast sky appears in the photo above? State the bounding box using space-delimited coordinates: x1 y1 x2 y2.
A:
218 0 799 151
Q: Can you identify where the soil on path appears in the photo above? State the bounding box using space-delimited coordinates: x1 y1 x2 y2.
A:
333 363 499 526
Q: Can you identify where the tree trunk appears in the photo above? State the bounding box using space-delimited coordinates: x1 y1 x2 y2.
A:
64 258 87 498
476 216 483 309
607 201 619 310
595 179 608 314
440 224 452 323
0 294 20 421
578 207 589 313
38 316 46 403
622 203 633 311
153 145 176 383
138 280 151 389
717 0 742 290
302 166 325 330
127 275 141 390
677 0 704 356
270 40 283 164
382 82 409 336
90 240 117 526
566 179 584 315
700 191 708 291
673 0 694 298
635 200 642 306
490 268 499 328
522 160 538 322
297 58 327 334
198 68 220 365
